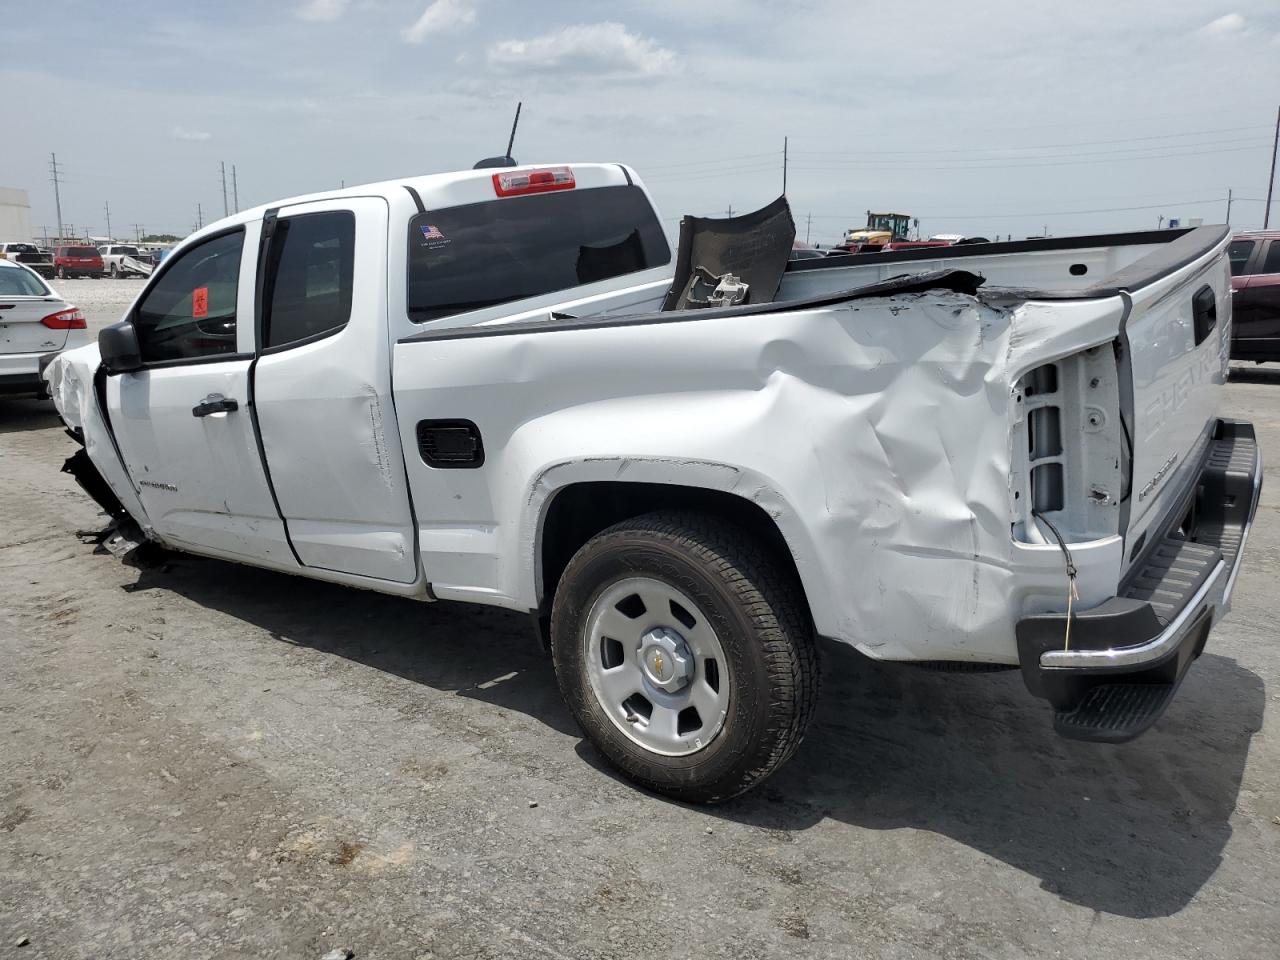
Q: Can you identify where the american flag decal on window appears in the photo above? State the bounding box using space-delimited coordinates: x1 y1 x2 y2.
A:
420 224 446 241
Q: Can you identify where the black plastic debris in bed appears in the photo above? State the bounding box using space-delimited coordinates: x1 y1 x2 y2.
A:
662 196 796 311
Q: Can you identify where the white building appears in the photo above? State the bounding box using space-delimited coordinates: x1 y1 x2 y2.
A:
0 187 34 242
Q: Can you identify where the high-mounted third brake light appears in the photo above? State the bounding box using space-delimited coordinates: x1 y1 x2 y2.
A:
492 166 575 197
41 307 87 330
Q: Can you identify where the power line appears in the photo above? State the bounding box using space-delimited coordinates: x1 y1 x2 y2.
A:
634 123 1275 175
792 136 1270 164
787 143 1269 173
803 198 1244 221
792 124 1274 156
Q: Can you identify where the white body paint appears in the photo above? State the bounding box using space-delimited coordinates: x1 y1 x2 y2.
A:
44 164 1233 664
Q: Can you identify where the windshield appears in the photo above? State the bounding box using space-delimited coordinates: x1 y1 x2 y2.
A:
0 266 51 296
6 243 38 254
116 246 139 255
406 184 670 323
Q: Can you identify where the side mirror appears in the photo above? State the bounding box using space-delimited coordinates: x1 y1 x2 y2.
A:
99 320 142 374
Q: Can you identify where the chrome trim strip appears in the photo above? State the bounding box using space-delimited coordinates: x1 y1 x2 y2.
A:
1041 558 1225 669
1223 442 1264 605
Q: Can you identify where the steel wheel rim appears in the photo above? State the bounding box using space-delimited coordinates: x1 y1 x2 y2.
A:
584 576 730 757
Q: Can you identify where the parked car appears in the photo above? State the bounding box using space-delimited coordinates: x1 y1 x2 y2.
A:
0 242 55 278
1227 231 1280 362
98 244 154 279
789 240 824 260
44 165 1260 802
0 259 89 396
53 245 105 279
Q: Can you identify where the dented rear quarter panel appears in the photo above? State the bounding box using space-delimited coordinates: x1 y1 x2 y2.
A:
392 289 1130 663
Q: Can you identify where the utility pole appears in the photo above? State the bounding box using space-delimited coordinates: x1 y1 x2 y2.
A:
725 203 734 217
1158 214 1165 229
805 212 812 244
231 164 239 213
133 224 143 242
197 203 203 230
104 200 112 241
220 161 229 217
782 136 788 195
49 153 65 240
1265 104 1279 230
1226 188 1233 225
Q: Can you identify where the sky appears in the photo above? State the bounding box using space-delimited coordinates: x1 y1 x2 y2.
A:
3 0 1280 244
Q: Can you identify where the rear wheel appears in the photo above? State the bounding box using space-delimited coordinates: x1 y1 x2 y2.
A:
551 511 820 803
55 266 65 279
108 264 118 279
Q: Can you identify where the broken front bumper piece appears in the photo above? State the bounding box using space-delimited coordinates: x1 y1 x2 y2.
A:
1015 419 1262 743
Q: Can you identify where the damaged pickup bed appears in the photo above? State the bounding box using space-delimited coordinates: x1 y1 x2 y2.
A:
45 163 1262 801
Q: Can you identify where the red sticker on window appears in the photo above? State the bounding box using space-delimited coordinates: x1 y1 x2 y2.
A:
192 286 209 319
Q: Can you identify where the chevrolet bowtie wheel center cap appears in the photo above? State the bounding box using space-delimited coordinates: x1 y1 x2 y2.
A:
638 627 693 694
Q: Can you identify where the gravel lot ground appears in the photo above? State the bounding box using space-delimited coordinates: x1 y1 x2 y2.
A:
2 279 1279 958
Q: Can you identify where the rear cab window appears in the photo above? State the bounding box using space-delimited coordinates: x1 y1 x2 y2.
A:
406 184 670 323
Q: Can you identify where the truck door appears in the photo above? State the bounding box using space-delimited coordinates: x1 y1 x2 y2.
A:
105 226 295 564
252 197 418 583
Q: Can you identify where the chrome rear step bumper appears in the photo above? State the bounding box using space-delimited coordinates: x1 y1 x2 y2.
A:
1015 419 1262 742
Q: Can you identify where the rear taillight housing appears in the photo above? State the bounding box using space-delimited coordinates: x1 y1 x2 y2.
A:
41 307 87 330
492 166 575 197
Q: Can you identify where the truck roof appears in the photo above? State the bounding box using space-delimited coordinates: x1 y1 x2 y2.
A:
189 163 642 245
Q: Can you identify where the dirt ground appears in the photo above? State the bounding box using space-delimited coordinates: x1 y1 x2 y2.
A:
2 279 1278 958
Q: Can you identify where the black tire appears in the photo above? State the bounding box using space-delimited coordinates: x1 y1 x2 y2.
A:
56 266 65 279
551 511 820 803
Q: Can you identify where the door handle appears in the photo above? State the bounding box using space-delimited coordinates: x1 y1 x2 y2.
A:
192 394 240 417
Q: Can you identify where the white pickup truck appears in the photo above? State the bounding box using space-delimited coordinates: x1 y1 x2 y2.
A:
44 163 1262 801
97 244 154 279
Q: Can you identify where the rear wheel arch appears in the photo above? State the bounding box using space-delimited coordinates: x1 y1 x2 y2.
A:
536 480 815 632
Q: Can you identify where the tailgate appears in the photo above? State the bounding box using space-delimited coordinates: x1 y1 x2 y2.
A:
1120 227 1232 575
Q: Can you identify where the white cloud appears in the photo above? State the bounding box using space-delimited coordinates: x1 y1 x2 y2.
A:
1199 13 1246 36
487 22 679 78
402 0 475 44
296 0 349 22
170 125 212 141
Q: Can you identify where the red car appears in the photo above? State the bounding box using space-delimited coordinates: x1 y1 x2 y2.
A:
53 245 104 279
1228 231 1280 362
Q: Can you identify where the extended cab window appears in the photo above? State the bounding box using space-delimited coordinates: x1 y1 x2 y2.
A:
263 211 355 348
1228 239 1255 276
406 184 670 322
133 231 243 363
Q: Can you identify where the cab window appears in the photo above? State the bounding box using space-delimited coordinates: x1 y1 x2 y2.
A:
1262 241 1280 276
1228 239 1255 276
133 231 243 363
262 211 355 349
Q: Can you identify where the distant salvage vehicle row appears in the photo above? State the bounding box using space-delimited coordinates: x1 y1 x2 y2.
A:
45 163 1261 801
